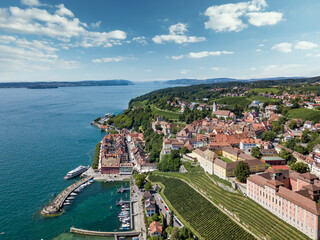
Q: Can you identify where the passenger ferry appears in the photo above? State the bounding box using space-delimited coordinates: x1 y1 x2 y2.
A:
64 166 88 180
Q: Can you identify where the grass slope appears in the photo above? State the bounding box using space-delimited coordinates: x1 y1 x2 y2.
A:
151 105 181 119
251 88 280 94
288 108 320 122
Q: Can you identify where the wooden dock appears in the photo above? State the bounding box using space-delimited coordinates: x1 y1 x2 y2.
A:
70 227 140 237
41 176 93 216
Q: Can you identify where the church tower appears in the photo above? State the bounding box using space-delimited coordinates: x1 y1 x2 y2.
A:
212 101 217 112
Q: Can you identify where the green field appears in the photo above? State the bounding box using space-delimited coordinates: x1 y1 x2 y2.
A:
132 100 147 108
150 175 254 240
151 105 181 119
215 96 251 106
250 88 280 94
247 95 279 103
292 86 320 93
214 95 277 106
288 108 320 122
151 171 310 240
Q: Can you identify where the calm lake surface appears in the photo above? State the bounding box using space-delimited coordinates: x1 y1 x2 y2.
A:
0 82 174 240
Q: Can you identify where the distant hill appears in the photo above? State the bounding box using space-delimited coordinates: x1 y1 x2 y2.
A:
0 80 134 89
164 77 305 85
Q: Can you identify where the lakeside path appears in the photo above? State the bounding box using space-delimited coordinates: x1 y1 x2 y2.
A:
150 175 261 240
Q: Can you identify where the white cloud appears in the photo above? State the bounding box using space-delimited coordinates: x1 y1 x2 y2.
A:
0 6 126 48
181 69 189 75
91 21 101 28
55 4 74 18
132 36 147 45
152 23 206 44
272 41 318 53
249 64 304 78
204 0 283 32
211 67 221 71
294 41 318 50
92 56 135 63
0 35 16 43
171 50 233 60
271 42 292 53
0 36 79 73
21 0 41 6
247 12 283 26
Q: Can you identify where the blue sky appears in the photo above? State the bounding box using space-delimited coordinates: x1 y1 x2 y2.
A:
0 0 319 82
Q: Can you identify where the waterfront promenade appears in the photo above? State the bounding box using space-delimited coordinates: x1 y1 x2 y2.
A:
41 176 93 216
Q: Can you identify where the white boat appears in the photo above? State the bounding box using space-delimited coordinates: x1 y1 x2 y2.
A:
64 166 89 180
67 196 75 200
63 202 71 206
71 193 77 196
121 223 130 228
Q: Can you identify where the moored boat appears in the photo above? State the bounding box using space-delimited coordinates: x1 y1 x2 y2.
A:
64 166 89 180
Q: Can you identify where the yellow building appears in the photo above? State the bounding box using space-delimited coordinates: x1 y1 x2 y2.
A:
214 158 265 180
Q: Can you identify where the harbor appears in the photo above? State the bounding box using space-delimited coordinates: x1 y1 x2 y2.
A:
41 176 93 216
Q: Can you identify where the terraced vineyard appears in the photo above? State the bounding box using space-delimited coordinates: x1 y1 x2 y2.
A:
151 171 310 240
149 175 254 240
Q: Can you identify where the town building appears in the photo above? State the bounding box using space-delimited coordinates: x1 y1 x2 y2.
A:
240 138 256 153
261 156 286 166
188 149 217 175
149 221 162 239
247 169 320 240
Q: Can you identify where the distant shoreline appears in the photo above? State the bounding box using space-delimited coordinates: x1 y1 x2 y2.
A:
0 80 134 89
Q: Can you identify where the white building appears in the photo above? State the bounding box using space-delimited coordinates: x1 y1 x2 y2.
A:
240 138 256 153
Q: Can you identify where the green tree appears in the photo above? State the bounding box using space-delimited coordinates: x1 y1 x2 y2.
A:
289 120 298 129
180 227 194 239
134 173 146 188
170 227 180 240
234 161 250 183
295 145 308 155
261 131 277 141
279 149 296 165
163 214 168 230
251 147 262 158
286 139 296 150
272 121 284 133
144 181 152 191
169 212 174 227
180 146 189 154
152 213 159 222
290 162 310 173
301 130 310 143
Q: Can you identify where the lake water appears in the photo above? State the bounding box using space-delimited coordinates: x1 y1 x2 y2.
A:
0 82 173 240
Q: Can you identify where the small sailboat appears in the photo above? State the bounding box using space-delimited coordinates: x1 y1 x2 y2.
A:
71 193 77 196
67 196 75 200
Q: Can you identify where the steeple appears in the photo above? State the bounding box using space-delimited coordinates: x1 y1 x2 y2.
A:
212 101 217 112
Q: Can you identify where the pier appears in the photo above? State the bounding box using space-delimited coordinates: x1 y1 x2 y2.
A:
41 176 93 216
70 227 140 238
117 185 130 193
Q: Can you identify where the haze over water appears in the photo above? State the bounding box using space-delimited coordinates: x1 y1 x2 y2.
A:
0 82 172 240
